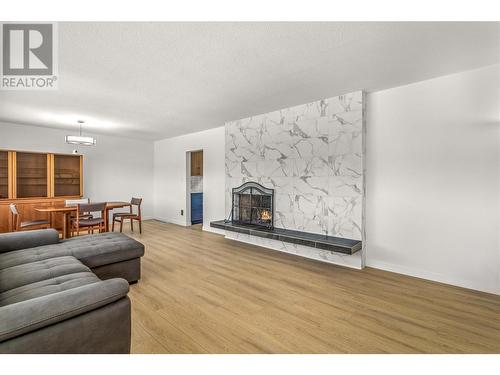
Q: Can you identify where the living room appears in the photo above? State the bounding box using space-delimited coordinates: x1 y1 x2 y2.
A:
1 1 499 373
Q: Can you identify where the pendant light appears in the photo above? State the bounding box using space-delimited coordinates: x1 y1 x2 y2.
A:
65 120 96 146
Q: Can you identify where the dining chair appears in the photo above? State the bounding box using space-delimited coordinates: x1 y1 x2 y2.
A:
71 202 106 236
9 203 50 232
112 197 143 234
66 198 93 220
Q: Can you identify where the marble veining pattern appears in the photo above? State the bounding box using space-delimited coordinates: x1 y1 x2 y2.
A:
225 91 365 267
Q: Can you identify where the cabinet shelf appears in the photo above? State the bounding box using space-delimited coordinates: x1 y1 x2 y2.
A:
0 150 9 199
18 168 46 170
15 152 48 198
0 150 82 200
54 154 81 197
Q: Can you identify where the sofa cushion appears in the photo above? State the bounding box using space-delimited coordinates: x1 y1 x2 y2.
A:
0 256 89 293
0 271 99 306
0 232 144 270
0 278 129 344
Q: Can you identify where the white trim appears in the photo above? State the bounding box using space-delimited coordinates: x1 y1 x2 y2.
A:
366 259 500 295
202 225 225 235
153 216 188 226
185 150 192 225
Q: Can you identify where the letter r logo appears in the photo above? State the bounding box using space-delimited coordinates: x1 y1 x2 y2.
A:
2 24 53 75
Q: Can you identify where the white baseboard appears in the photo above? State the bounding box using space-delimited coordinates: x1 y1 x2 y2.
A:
202 225 225 235
152 216 187 226
366 259 500 295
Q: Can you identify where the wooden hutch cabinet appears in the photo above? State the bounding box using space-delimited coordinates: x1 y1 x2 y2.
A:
0 150 83 233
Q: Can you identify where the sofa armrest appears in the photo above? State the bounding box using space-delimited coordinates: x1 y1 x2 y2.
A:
0 229 60 253
0 278 129 343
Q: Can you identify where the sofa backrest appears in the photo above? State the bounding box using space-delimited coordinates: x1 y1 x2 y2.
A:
0 229 60 254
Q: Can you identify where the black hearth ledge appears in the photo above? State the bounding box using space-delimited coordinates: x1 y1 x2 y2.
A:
210 220 362 255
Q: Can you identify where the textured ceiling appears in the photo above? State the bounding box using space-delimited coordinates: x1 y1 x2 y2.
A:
0 22 498 140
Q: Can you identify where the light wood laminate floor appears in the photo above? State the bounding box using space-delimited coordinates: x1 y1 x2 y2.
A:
124 220 500 353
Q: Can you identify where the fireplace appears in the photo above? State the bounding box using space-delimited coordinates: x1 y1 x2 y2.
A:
231 181 274 229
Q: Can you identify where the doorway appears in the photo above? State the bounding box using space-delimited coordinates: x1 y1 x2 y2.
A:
188 150 203 225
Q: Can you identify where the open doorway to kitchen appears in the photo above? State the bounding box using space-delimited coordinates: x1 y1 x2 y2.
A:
186 150 203 226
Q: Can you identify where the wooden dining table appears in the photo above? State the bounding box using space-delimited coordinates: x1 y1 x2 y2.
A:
34 201 131 239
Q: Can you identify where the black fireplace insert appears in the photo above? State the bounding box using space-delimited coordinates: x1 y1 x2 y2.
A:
231 181 274 229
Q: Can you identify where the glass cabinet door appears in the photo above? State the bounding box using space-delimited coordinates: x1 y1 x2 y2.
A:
0 151 8 199
16 152 48 198
54 154 81 197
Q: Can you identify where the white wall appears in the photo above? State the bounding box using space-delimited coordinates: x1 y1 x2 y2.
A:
154 126 225 232
0 122 154 218
366 65 500 294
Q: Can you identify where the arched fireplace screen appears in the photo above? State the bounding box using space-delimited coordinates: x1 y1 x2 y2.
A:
231 181 274 229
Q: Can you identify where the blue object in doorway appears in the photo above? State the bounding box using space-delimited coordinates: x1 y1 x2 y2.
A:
191 192 203 224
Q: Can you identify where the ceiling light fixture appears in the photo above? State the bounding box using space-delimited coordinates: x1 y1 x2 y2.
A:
65 120 96 146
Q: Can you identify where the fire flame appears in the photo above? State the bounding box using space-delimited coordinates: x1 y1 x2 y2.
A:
261 210 271 221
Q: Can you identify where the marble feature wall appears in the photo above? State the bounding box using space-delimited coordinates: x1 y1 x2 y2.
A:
226 91 364 234
225 91 365 268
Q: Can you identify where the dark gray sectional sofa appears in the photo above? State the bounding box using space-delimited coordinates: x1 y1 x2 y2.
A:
0 229 144 354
